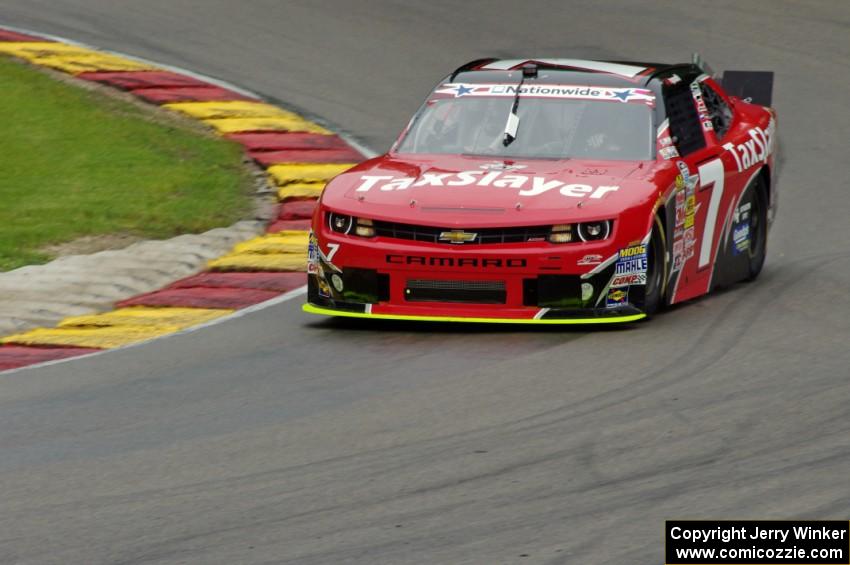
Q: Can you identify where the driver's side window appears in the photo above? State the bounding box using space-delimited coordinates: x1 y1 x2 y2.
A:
663 84 705 157
699 82 733 139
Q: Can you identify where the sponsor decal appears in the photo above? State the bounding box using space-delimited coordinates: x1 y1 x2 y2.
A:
672 239 684 271
690 79 714 132
734 202 751 224
619 243 647 258
676 160 699 191
731 202 752 255
307 233 320 275
606 287 628 308
722 119 776 172
656 120 680 160
671 161 699 272
577 254 603 266
386 255 527 269
615 256 647 276
434 83 656 105
317 278 331 298
683 226 696 259
684 195 696 228
732 223 750 255
611 242 648 287
659 146 679 160
354 172 620 199
675 190 686 227
611 273 647 287
690 81 702 97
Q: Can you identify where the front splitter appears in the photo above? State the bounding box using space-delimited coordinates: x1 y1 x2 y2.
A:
302 303 646 325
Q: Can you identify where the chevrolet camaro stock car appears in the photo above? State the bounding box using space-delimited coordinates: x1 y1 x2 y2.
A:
304 57 777 324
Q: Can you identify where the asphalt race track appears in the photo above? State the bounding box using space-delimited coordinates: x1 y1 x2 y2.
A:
2 1 850 563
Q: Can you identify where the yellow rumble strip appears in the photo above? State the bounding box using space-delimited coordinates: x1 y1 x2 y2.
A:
164 101 297 120
4 326 184 349
0 42 92 57
208 252 308 272
203 116 331 135
276 183 326 201
29 52 155 73
229 231 310 255
0 42 155 73
1 307 233 349
268 163 354 186
58 307 231 328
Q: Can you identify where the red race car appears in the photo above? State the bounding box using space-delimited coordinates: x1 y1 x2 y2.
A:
304 58 777 324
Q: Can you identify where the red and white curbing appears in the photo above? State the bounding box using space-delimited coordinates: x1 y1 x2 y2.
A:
0 25 371 371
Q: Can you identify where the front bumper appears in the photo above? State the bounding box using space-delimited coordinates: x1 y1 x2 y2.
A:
306 229 649 324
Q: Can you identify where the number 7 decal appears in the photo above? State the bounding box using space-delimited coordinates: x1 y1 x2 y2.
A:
326 242 341 261
697 158 725 269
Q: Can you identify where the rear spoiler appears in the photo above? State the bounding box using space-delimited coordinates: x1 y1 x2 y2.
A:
717 71 774 107
692 53 774 107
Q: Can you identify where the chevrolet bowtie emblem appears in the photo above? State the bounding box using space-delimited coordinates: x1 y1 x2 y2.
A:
439 230 478 244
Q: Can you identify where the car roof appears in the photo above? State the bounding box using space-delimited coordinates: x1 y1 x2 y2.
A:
450 58 693 88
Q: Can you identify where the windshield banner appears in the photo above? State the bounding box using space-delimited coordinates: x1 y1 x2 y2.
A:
434 83 655 106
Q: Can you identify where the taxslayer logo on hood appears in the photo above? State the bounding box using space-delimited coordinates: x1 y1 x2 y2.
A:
353 171 620 199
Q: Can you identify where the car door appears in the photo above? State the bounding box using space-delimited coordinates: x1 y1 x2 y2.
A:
698 76 771 288
663 74 746 302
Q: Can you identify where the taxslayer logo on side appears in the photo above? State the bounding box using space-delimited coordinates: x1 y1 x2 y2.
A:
354 172 620 199
722 118 776 173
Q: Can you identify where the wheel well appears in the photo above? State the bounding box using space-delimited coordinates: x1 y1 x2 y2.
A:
758 165 771 206
655 202 668 235
652 202 668 253
652 203 669 303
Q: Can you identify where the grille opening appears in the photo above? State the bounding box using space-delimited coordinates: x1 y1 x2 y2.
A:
404 279 506 304
373 220 550 245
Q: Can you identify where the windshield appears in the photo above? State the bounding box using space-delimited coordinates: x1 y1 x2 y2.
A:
396 92 654 160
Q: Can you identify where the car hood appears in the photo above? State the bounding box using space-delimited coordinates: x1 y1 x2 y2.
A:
320 153 665 227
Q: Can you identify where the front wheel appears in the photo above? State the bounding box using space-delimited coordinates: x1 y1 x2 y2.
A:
745 177 769 281
642 214 668 316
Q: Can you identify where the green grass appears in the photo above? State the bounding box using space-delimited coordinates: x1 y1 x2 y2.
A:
0 56 254 271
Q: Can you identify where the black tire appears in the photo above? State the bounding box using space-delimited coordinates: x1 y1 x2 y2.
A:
643 214 668 316
745 177 769 281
